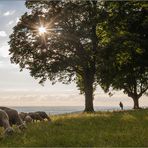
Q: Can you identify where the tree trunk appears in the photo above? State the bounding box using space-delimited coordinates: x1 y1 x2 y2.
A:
83 72 94 112
132 97 140 109
84 85 94 112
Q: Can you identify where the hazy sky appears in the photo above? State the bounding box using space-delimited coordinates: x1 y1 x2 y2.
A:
0 1 147 108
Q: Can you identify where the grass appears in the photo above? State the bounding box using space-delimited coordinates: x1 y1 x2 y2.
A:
0 109 148 147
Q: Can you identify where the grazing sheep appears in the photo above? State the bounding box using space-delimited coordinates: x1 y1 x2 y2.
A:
0 107 26 130
24 115 32 123
0 109 10 129
19 112 28 121
28 112 43 122
36 111 51 122
4 127 14 136
0 109 14 135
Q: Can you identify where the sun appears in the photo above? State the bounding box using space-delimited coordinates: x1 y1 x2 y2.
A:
38 26 47 34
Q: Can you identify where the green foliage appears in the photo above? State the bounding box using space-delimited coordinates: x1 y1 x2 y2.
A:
1 109 148 147
9 0 105 111
97 2 148 102
9 0 102 86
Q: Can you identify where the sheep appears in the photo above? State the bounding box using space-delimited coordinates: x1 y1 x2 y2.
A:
24 115 32 124
0 109 14 135
36 111 51 122
28 112 43 122
20 111 51 123
19 112 28 121
0 107 26 130
0 109 10 129
19 112 32 123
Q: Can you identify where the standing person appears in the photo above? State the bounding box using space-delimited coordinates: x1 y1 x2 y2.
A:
119 102 123 110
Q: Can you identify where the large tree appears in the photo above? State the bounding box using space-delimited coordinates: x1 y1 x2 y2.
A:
97 2 148 109
9 0 105 112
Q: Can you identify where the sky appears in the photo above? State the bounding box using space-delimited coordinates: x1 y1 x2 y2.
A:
0 1 147 108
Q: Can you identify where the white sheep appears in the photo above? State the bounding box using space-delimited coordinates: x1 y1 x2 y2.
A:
24 115 33 124
0 109 14 135
0 107 26 130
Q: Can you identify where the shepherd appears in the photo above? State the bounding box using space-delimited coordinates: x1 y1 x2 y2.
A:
119 102 123 110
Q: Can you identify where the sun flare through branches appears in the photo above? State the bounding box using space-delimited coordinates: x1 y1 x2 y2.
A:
38 26 47 35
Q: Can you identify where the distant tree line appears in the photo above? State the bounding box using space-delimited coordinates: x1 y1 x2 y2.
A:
9 1 148 112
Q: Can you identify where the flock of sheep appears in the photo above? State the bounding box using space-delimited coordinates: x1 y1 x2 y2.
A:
0 106 51 136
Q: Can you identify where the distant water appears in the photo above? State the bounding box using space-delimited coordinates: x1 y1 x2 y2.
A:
9 106 132 115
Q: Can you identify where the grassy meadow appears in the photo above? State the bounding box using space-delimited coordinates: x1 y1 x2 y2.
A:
0 109 148 147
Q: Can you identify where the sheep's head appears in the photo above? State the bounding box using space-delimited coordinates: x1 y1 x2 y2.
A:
18 123 27 131
4 127 14 136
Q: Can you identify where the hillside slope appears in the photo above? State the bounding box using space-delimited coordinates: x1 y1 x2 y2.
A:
0 109 148 147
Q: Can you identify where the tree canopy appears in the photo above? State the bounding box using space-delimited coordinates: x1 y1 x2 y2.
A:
97 2 148 109
9 0 105 112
